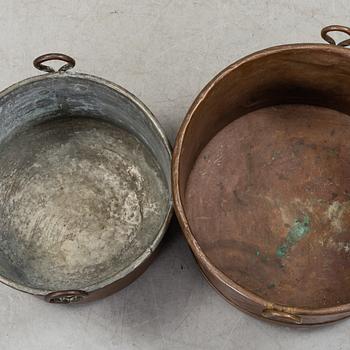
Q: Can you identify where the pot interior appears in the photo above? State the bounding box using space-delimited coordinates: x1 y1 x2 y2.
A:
180 46 350 308
0 74 171 292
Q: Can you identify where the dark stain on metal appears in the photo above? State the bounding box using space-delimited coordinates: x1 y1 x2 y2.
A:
267 283 276 289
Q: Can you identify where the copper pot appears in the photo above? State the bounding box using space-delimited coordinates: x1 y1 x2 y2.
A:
0 54 172 303
173 25 350 325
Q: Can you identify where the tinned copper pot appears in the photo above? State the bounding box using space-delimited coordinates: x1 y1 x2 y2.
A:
173 25 350 325
0 54 172 303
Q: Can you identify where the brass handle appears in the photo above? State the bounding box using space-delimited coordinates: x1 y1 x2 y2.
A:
262 309 302 324
45 290 88 304
33 53 76 73
321 25 350 47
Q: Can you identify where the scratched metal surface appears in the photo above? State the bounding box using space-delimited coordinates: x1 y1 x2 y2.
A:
1 1 350 349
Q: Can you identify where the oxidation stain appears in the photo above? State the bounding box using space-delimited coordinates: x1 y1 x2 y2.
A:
276 215 311 258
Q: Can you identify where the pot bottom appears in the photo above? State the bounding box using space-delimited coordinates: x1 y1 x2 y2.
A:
186 104 350 310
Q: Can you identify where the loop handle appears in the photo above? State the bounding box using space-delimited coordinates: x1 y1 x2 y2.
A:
321 25 350 47
45 290 88 304
33 53 75 73
262 308 302 324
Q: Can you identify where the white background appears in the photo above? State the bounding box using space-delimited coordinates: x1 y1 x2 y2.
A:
0 1 350 349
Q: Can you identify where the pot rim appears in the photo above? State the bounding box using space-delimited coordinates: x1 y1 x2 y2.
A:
172 42 350 317
0 71 173 296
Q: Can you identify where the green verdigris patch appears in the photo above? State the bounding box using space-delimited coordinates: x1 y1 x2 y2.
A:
276 215 311 258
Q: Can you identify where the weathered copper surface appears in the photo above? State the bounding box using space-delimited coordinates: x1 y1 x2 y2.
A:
33 53 76 73
172 25 350 325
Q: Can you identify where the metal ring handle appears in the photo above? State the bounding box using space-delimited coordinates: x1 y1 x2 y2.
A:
45 290 88 304
321 25 350 47
33 53 75 73
262 309 302 324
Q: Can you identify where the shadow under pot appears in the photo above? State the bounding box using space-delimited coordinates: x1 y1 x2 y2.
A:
0 53 172 304
173 25 350 325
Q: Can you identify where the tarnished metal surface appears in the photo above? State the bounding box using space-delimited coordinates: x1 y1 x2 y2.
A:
0 58 172 301
0 117 168 291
